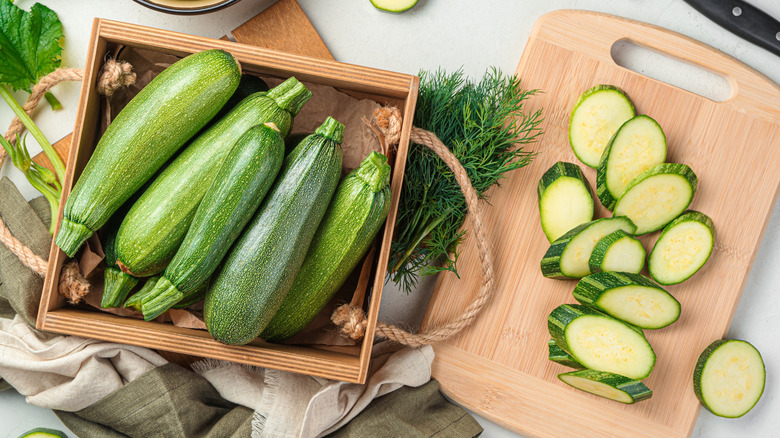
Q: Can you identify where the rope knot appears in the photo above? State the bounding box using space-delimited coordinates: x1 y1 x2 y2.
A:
97 59 136 98
58 261 90 304
372 107 402 146
332 304 368 341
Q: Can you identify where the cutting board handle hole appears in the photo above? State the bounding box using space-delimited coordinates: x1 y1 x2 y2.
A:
611 40 731 102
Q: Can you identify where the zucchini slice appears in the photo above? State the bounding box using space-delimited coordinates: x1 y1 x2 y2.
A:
558 369 652 404
649 210 715 285
596 115 667 210
370 0 418 12
568 85 635 168
548 304 656 380
573 272 680 329
538 161 594 242
548 338 584 369
694 339 765 418
18 428 68 438
541 217 637 279
588 230 645 274
612 163 698 235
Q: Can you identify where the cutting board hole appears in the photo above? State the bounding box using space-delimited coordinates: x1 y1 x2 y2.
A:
611 40 731 102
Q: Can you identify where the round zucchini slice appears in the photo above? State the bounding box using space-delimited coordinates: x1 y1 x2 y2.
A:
538 161 594 242
541 217 637 279
649 210 714 285
693 339 765 418
568 85 635 168
573 272 680 330
558 369 652 404
548 304 656 380
612 163 698 235
596 115 667 210
588 229 646 274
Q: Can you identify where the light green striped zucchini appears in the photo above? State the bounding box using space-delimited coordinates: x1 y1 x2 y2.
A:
205 117 344 345
139 123 285 321
261 151 392 342
56 49 241 257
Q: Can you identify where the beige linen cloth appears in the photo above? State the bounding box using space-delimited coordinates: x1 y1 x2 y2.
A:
0 313 433 438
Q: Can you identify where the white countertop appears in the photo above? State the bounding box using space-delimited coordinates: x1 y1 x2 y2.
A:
1 0 778 437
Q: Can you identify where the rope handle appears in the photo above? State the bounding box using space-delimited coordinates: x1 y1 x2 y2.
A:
331 107 495 347
0 60 136 302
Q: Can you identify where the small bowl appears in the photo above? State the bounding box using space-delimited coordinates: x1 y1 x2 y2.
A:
133 0 241 15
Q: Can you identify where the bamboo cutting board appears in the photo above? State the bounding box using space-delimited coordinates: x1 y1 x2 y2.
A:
422 10 780 438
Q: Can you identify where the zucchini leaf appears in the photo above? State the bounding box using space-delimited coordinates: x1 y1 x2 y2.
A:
0 0 63 91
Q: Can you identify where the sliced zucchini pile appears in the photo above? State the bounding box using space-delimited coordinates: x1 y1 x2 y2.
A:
573 272 680 330
612 163 698 235
541 217 636 279
569 85 635 168
538 161 594 242
587 229 645 274
558 369 652 404
649 210 714 285
596 115 667 211
694 340 765 418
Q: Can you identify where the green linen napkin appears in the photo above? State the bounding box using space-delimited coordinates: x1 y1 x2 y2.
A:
54 363 254 438
0 177 52 325
327 380 483 438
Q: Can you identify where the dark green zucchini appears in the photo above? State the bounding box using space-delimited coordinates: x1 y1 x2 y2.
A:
205 117 344 345
114 77 311 277
56 49 241 257
138 123 285 321
261 151 392 342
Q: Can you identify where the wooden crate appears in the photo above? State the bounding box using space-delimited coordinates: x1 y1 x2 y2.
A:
36 18 418 384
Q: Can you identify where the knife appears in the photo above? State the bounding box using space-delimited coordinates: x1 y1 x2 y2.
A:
683 0 780 57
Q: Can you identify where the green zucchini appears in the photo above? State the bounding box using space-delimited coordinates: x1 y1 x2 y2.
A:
138 123 285 321
573 272 680 330
55 49 241 257
693 339 765 418
114 77 311 277
649 210 715 285
123 276 161 312
538 161 594 242
261 151 392 342
541 217 637 279
558 370 652 404
171 283 208 309
612 163 698 235
568 85 635 168
101 207 138 309
587 229 645 274
205 117 344 345
548 304 656 380
548 338 584 369
17 428 68 438
596 115 667 210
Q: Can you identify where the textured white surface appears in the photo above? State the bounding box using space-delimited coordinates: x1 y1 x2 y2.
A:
1 0 778 437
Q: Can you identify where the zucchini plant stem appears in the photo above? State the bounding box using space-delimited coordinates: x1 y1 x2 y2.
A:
0 86 66 183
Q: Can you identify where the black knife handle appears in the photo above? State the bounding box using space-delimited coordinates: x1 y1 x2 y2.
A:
683 0 780 57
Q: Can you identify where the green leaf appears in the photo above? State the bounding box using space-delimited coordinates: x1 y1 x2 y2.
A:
0 0 63 91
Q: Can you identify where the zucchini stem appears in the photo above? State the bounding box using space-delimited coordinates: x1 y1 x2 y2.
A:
0 134 60 234
0 86 66 183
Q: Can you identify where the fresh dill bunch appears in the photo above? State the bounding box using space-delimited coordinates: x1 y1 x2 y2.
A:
388 68 542 293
